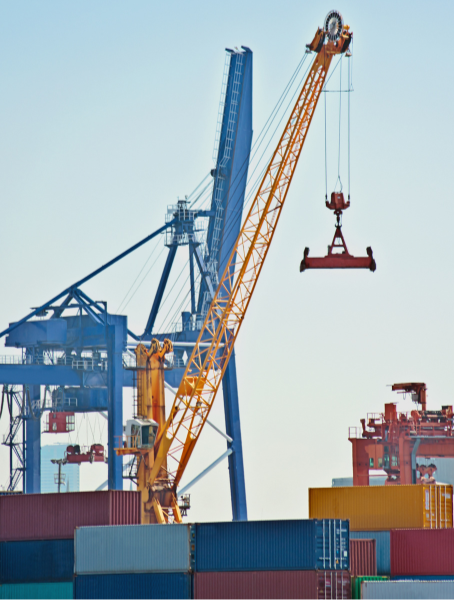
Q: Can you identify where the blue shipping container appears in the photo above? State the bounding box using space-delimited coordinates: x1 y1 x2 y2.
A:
74 573 191 599
0 539 73 583
0 582 73 599
350 531 390 575
196 519 349 572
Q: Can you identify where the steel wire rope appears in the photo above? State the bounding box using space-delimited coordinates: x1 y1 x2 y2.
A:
116 236 162 313
159 273 200 337
207 52 316 266
192 49 346 340
335 56 343 192
151 55 311 332
193 51 311 218
143 257 191 336
348 40 353 200
119 245 167 314
185 53 306 213
150 256 190 321
150 51 317 337
321 54 343 198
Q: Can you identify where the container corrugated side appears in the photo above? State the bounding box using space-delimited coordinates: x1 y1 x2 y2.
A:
351 577 389 600
194 571 350 599
195 520 349 572
0 539 73 583
74 573 191 599
0 582 73 599
391 529 454 576
309 485 453 531
350 539 376 577
75 524 192 574
0 491 141 541
350 532 390 575
361 580 454 599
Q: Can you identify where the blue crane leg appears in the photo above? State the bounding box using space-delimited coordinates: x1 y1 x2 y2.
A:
25 385 41 494
107 323 124 490
221 348 247 520
144 245 178 336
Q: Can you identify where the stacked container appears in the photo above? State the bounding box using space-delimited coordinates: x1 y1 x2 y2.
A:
0 491 140 599
310 484 453 581
349 539 376 577
193 519 351 599
74 524 193 599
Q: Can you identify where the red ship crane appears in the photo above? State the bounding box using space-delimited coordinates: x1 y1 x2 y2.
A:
349 383 454 485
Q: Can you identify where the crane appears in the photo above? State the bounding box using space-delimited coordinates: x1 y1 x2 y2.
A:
116 10 353 523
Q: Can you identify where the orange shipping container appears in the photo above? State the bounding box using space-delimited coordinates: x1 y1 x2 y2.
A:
309 485 452 531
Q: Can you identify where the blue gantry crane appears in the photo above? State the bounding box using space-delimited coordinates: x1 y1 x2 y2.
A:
0 46 252 521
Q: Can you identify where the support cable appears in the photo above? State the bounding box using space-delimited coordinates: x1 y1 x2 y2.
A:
116 236 162 313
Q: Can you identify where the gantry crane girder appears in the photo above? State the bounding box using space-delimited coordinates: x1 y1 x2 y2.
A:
118 16 353 522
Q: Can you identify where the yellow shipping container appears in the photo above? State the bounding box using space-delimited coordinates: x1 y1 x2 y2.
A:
309 485 453 531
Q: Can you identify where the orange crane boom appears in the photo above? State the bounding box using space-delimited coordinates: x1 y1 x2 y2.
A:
117 11 352 523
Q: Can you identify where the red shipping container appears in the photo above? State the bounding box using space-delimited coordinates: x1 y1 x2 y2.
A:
0 491 140 541
194 571 351 599
391 529 454 576
350 539 377 576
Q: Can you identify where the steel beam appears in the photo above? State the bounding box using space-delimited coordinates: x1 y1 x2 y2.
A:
107 322 125 489
0 220 174 340
144 245 178 336
25 385 41 494
221 348 247 520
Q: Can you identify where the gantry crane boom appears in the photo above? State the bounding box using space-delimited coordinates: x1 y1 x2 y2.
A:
117 12 352 522
147 16 352 495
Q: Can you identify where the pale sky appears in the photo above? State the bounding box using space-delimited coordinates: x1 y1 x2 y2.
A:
1 1 453 521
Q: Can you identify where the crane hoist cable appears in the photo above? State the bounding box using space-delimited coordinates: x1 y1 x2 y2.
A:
300 12 376 272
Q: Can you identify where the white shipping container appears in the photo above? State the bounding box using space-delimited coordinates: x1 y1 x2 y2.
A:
74 524 193 574
361 580 454 599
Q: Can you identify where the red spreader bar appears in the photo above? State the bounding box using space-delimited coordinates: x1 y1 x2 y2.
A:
300 192 376 272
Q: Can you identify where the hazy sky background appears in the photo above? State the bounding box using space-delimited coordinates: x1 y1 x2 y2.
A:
1 1 453 521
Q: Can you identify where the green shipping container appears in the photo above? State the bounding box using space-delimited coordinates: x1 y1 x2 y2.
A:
0 582 73 599
352 576 389 599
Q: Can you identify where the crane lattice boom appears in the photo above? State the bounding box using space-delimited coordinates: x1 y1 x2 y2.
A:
147 25 352 500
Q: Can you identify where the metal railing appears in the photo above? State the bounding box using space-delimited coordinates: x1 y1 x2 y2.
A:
0 354 108 371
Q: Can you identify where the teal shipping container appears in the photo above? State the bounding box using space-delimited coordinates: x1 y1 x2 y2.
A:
75 524 194 574
0 582 73 599
350 531 390 575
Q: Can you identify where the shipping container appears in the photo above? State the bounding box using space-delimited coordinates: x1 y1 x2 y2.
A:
309 485 453 530
0 582 73 599
196 520 349 572
391 529 454 576
350 539 376 577
0 539 73 583
74 573 191 599
350 532 390 575
361 579 454 599
391 576 454 581
75 524 193 574
194 570 351 599
0 491 140 541
351 577 389 600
